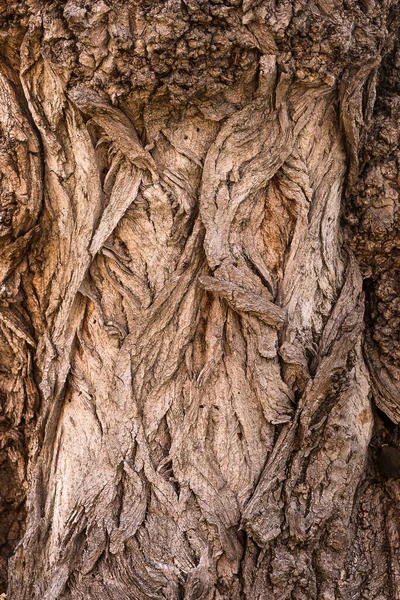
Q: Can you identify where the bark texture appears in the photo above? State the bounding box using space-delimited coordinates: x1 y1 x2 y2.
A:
0 0 399 598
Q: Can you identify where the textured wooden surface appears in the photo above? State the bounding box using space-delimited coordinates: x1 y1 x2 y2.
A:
0 0 399 598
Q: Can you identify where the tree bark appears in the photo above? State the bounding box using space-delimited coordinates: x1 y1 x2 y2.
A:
0 1 399 598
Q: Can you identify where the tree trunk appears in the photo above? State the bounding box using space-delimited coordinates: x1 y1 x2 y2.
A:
0 1 399 598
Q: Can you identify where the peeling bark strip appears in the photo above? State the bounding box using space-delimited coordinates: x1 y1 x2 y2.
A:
0 0 399 598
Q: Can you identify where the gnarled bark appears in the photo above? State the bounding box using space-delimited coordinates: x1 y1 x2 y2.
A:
0 0 399 598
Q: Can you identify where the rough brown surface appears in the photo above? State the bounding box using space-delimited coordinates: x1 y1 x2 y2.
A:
0 0 399 598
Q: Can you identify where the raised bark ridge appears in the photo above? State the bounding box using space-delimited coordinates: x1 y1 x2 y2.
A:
0 0 399 598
